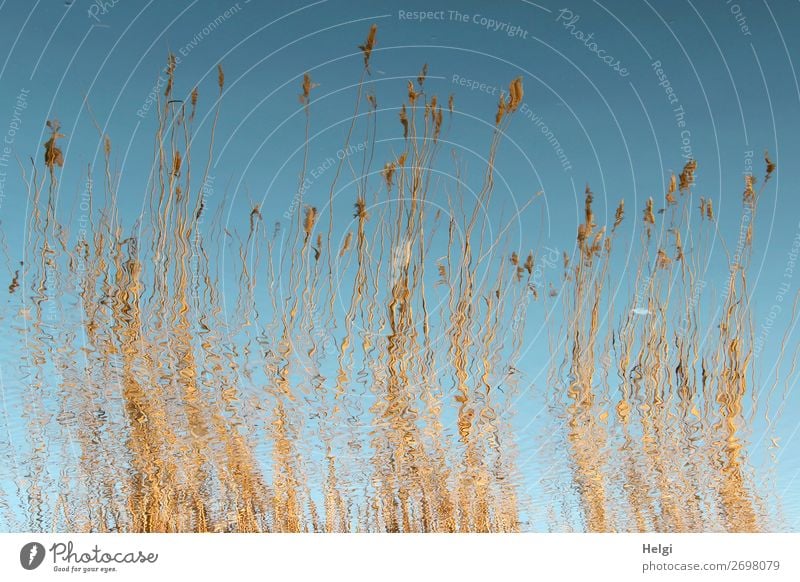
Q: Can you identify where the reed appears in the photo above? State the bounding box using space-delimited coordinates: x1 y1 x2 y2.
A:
0 25 789 533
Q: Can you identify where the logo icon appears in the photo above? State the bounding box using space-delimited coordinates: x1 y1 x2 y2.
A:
20 542 46 570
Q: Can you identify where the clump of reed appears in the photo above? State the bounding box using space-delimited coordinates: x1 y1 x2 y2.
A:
541 153 787 532
0 24 788 534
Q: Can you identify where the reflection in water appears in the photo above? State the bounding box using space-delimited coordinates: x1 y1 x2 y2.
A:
0 27 789 533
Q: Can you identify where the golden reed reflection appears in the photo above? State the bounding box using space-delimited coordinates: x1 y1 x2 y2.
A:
1 26 787 533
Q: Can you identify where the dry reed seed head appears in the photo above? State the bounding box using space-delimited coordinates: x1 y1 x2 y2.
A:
397 152 407 166
382 161 397 191
165 53 176 97
448 94 454 113
765 150 776 180
300 73 317 105
672 229 684 261
666 173 677 205
524 252 534 274
433 106 443 142
8 270 19 294
354 198 369 221
407 80 418 105
699 197 706 219
172 151 182 176
367 92 377 110
563 251 570 269
591 226 606 253
679 159 697 191
505 77 524 113
339 232 353 256
217 64 225 91
644 197 656 224
613 200 625 231
43 137 64 169
104 135 111 156
495 94 506 125
584 187 595 232
358 24 378 70
189 87 199 122
417 63 428 87
706 199 714 220
510 252 519 266
437 262 447 282
399 104 409 139
577 223 588 245
656 248 672 269
424 98 434 121
303 206 318 236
